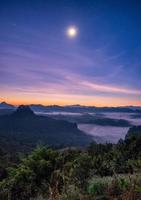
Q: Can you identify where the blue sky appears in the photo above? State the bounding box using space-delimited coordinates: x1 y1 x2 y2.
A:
0 0 141 106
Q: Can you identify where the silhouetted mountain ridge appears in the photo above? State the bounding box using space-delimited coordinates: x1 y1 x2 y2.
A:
0 102 141 113
12 105 35 117
0 106 92 152
0 102 15 109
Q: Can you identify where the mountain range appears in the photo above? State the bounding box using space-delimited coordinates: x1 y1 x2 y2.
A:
0 105 92 152
0 102 141 113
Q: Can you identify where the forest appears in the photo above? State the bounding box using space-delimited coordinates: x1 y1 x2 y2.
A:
0 126 141 200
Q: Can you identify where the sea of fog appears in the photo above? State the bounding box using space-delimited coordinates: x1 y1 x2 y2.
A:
78 124 129 143
36 111 141 143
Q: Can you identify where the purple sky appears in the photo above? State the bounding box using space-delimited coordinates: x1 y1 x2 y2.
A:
0 0 141 106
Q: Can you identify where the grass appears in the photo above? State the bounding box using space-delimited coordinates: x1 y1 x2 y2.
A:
87 174 141 199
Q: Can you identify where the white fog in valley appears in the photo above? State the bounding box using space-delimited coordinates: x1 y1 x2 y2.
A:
103 112 141 126
36 111 141 143
78 112 141 143
78 124 129 143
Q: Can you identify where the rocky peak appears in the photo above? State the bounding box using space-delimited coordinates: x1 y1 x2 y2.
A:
12 105 35 117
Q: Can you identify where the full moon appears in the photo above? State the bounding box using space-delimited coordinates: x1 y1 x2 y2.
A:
67 26 78 38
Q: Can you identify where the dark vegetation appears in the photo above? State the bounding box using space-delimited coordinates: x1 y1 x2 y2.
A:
0 109 14 116
0 105 141 199
50 113 131 127
0 107 131 127
0 126 141 199
0 106 92 152
126 126 141 139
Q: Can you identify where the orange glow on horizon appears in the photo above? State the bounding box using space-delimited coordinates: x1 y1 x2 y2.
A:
0 96 141 107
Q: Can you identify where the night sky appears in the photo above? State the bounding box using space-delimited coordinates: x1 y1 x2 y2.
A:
0 0 141 106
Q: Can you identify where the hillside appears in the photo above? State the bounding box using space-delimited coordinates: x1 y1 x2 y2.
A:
125 125 141 139
0 105 92 152
0 127 141 200
50 113 131 127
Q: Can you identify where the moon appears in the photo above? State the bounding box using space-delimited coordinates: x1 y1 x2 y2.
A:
66 26 78 38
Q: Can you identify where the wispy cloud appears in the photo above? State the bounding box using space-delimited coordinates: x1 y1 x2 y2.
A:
0 17 141 106
81 81 141 95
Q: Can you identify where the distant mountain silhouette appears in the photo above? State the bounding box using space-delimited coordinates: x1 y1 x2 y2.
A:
29 104 141 113
50 114 131 127
0 102 15 109
0 102 141 113
12 105 35 117
125 106 141 111
0 106 92 152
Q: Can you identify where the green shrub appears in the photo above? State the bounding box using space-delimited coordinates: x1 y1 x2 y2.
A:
107 177 130 197
59 184 80 200
88 176 113 196
88 175 131 197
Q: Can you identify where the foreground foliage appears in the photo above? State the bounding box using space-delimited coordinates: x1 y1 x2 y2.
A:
0 132 141 200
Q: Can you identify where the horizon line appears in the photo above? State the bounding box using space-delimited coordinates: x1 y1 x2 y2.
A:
1 100 141 108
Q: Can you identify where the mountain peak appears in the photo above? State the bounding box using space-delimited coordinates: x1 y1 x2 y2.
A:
0 102 15 109
12 105 35 117
1 101 7 105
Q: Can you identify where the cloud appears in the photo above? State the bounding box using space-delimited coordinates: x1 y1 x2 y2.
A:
0 22 141 106
81 81 141 95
